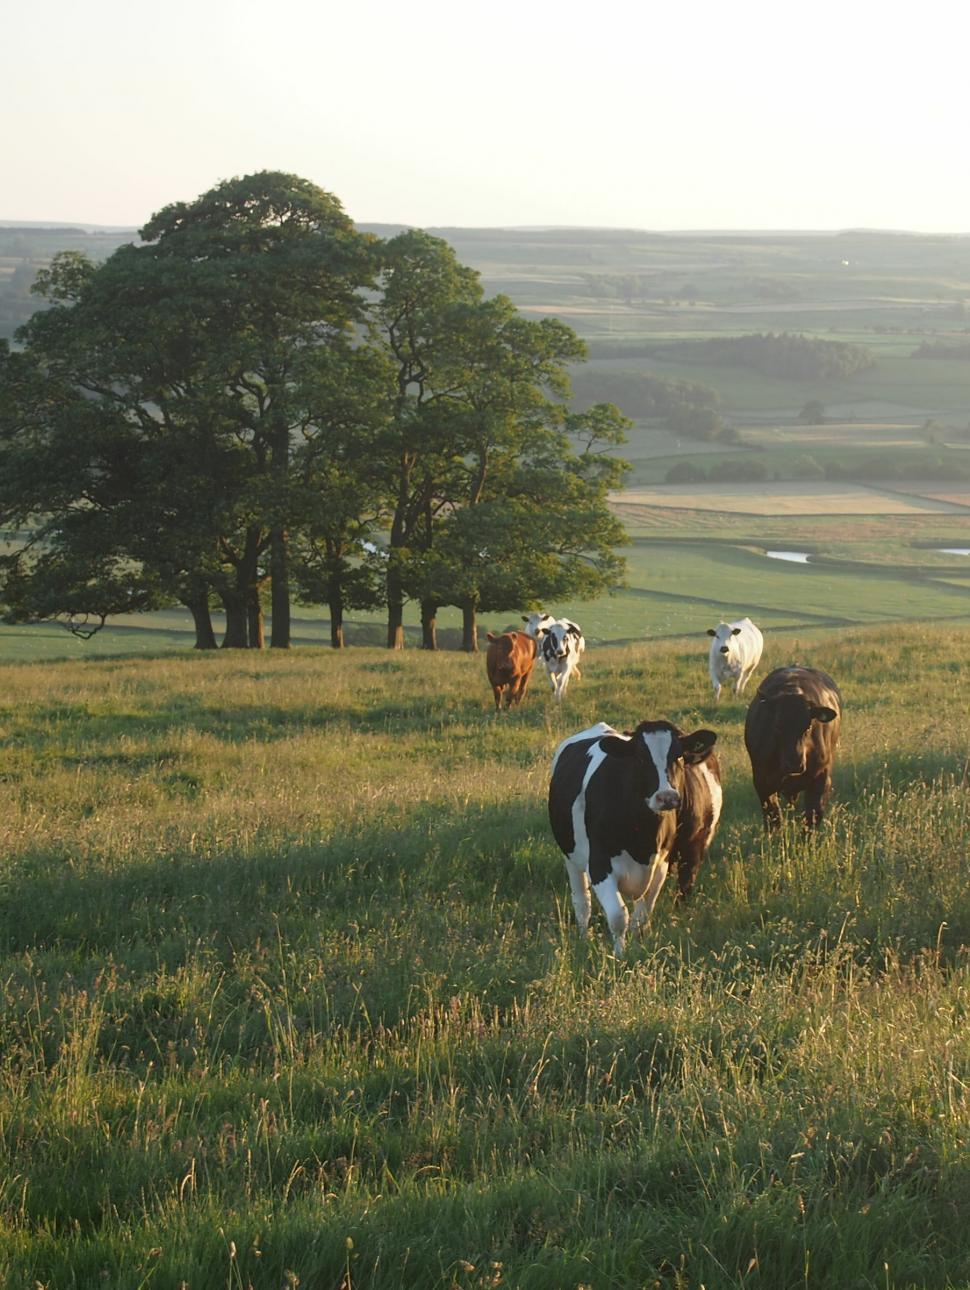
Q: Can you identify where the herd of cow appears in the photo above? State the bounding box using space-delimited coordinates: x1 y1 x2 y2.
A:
486 612 843 954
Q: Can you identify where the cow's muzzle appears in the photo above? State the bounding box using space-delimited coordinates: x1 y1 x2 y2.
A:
719 646 730 654
650 790 681 812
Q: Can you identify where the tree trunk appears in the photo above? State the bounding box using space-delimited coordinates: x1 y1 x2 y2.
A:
248 586 265 649
461 599 478 653
185 594 217 650
221 527 264 648
421 599 439 650
386 562 405 650
221 591 249 648
270 528 291 648
329 593 345 649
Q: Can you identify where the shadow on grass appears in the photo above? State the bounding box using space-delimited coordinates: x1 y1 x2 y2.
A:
10 690 502 748
0 790 553 972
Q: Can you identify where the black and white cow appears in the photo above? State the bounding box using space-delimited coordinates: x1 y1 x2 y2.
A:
548 720 721 953
522 611 556 642
539 618 585 702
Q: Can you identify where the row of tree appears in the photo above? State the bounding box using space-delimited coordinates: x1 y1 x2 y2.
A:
649 333 875 381
0 173 631 651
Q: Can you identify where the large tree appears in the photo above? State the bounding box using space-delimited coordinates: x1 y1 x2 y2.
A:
369 233 630 649
369 229 482 649
0 172 377 648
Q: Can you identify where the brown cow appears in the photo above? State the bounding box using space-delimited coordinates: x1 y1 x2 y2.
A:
485 631 537 710
744 665 842 829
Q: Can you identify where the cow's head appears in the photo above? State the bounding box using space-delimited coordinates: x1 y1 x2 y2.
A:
542 622 573 661
759 694 838 776
522 611 555 641
600 721 717 814
708 622 742 656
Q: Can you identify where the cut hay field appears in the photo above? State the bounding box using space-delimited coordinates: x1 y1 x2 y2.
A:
615 482 970 516
3 625 970 1288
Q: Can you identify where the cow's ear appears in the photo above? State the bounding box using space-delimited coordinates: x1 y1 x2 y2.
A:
706 628 717 637
521 615 529 623
732 627 742 635
681 728 718 763
600 735 636 759
811 706 838 724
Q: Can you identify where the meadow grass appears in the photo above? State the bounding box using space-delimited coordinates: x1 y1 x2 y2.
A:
2 625 970 1287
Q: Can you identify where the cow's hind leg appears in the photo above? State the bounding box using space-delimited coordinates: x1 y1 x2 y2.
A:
565 858 592 937
674 845 705 900
629 854 669 936
511 672 531 706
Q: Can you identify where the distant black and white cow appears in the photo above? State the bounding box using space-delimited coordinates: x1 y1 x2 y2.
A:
744 665 842 829
548 719 721 953
522 611 556 642
539 618 585 702
707 617 764 701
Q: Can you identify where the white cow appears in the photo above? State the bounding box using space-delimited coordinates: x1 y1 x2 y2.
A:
707 617 764 701
540 618 585 702
522 611 555 641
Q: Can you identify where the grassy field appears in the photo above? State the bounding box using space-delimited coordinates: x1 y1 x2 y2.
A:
3 625 970 1288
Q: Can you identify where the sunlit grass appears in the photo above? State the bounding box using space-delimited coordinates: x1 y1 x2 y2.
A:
1 626 970 1286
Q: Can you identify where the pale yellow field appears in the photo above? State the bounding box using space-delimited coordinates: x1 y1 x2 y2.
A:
612 481 970 515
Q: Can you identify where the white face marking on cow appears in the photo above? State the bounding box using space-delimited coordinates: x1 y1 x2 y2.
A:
522 611 555 641
641 729 678 812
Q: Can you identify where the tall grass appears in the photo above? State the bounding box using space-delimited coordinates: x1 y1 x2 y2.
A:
1 625 970 1287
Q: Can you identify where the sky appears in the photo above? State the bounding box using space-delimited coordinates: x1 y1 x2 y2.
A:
5 0 969 233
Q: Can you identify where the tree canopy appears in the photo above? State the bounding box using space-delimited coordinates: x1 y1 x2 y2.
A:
0 174 630 650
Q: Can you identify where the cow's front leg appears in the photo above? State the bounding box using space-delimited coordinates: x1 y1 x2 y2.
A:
711 680 722 703
564 858 592 936
803 772 832 828
753 772 783 830
591 872 628 955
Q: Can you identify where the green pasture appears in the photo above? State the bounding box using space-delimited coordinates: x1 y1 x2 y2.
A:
582 351 970 422
9 507 970 662
3 626 970 1287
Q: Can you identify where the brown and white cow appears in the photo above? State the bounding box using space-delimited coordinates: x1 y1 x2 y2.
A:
549 720 721 953
485 630 538 711
744 665 842 829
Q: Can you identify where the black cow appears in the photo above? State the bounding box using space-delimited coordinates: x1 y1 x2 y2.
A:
548 720 721 954
744 666 842 829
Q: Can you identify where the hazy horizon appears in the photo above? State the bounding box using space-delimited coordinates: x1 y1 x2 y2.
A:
6 0 969 233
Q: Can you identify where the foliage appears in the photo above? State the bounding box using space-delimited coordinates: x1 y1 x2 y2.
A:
572 367 724 440
651 332 876 380
0 173 379 649
912 339 970 359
